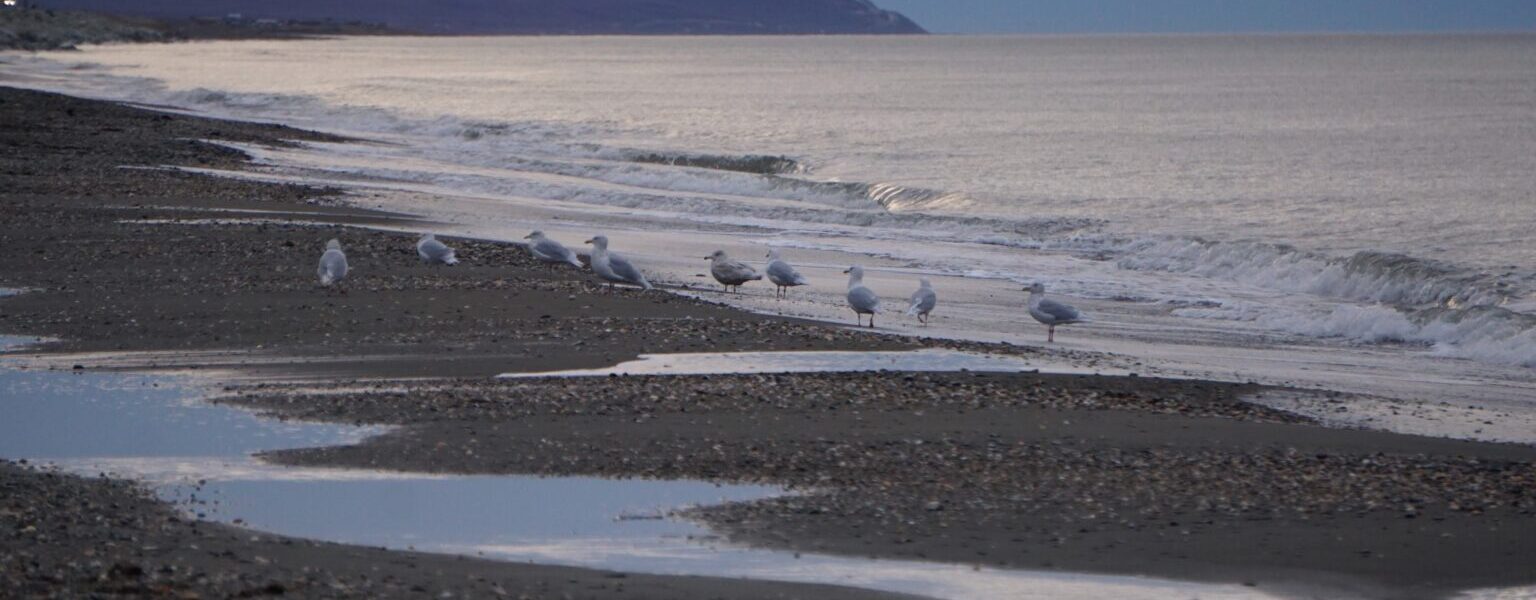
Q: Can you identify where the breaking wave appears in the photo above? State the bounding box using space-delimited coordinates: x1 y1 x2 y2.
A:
625 151 803 175
1178 302 1536 368
152 87 977 215
1117 237 1519 309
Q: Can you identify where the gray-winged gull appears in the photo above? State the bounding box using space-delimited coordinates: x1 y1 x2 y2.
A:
843 265 881 328
765 249 809 299
524 230 582 269
585 235 653 290
416 234 459 265
706 250 762 293
905 277 937 325
1027 282 1084 342
317 239 348 287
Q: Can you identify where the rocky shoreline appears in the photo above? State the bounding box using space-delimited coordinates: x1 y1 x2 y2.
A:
3 84 1536 599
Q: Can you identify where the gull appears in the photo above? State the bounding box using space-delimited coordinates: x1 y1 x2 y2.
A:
765 249 809 299
524 230 582 269
416 234 459 265
1027 282 1084 343
585 235 653 290
905 278 937 325
706 250 762 293
843 265 880 328
316 239 348 288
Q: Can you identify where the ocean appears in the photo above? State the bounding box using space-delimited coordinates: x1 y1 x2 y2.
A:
4 33 1534 420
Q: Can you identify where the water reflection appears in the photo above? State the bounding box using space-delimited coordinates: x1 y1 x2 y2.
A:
499 349 1131 379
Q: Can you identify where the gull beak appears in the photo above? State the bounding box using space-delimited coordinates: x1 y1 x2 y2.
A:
842 269 851 274
584 239 594 244
523 235 532 240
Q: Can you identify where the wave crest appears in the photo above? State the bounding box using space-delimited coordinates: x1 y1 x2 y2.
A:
1118 238 1516 309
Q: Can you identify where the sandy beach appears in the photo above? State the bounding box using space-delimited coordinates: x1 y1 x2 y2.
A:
4 85 1536 599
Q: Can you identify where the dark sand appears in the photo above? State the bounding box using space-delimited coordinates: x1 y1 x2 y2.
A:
4 85 1536 600
0 86 925 379
0 85 916 599
237 373 1536 600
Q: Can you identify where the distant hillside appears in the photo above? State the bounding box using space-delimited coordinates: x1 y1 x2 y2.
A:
0 8 168 50
27 0 927 35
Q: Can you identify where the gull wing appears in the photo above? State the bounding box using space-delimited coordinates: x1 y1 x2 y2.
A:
767 260 807 286
848 286 881 314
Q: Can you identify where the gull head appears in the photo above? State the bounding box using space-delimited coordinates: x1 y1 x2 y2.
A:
1026 282 1046 294
419 233 435 242
525 230 545 240
766 248 782 260
585 235 609 249
919 277 932 288
706 250 727 261
325 239 342 251
843 265 864 276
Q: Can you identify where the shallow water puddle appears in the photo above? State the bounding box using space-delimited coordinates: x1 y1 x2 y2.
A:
0 334 42 352
0 359 1273 600
53 457 1280 600
499 349 1136 379
0 368 379 459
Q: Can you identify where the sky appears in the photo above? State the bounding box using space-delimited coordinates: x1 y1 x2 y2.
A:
876 0 1536 34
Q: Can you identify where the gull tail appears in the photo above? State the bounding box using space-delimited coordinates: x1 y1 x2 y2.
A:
905 302 921 316
444 252 460 266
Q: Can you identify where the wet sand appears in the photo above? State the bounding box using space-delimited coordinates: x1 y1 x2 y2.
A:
4 85 1536 599
235 373 1536 600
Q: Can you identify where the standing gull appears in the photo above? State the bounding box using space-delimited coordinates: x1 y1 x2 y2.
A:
585 235 653 290
765 249 809 299
524 230 582 269
843 265 881 328
905 278 937 325
1027 282 1084 343
706 250 762 293
416 234 459 265
316 239 348 288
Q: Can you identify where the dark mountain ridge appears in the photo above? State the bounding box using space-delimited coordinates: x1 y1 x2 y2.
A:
28 0 927 35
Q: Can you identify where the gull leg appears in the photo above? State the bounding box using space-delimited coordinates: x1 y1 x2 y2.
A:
1048 325 1055 343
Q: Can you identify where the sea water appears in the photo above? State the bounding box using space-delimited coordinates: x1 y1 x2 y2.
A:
3 34 1534 420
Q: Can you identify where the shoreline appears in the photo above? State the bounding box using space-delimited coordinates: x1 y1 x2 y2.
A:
4 85 1536 599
